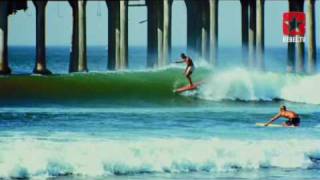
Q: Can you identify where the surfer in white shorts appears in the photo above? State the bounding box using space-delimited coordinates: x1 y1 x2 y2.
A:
175 53 194 86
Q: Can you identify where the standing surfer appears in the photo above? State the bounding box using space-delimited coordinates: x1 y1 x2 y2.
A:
175 53 194 86
265 105 300 127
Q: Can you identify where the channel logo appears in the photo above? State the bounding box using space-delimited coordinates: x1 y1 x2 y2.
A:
283 12 305 43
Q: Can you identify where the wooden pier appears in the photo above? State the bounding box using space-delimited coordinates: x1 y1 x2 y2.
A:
0 0 317 74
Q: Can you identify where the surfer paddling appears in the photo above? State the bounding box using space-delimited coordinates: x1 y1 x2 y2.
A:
175 53 194 86
265 105 300 127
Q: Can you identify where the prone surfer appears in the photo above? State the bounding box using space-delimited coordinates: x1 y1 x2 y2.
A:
265 105 300 127
175 53 194 86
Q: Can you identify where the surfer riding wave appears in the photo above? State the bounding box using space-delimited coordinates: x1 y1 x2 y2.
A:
175 53 194 86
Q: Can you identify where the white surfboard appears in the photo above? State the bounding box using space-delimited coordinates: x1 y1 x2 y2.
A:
255 123 283 127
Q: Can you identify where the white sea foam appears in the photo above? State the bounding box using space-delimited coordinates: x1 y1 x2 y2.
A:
197 68 320 104
0 138 319 178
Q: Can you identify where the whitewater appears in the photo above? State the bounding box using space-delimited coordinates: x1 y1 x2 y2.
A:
198 68 320 104
0 138 319 178
0 103 319 179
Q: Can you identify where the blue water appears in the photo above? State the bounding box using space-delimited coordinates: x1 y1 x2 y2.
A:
0 46 320 179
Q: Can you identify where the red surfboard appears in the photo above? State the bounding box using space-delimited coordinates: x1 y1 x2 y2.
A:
174 81 203 93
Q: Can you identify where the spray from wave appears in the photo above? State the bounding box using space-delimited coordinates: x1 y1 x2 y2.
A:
197 68 320 104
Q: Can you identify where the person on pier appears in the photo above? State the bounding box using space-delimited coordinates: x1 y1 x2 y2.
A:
175 53 194 86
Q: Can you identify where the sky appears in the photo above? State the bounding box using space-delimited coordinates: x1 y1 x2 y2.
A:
7 0 320 48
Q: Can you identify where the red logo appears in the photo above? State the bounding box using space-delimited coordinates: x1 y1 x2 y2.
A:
283 12 305 36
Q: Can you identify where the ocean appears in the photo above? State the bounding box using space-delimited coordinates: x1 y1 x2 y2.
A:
0 46 319 180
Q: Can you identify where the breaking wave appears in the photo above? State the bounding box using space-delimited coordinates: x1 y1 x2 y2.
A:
0 67 319 105
197 68 320 104
0 138 319 179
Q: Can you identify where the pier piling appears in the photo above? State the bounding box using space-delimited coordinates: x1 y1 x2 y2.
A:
209 0 218 66
295 0 305 73
106 1 119 70
256 0 265 70
248 0 256 68
69 0 88 73
306 0 316 74
162 0 171 67
241 0 249 66
119 0 128 69
186 0 198 57
33 0 51 75
156 1 163 67
107 0 128 70
287 0 296 72
200 1 209 61
147 1 157 67
0 1 11 75
146 0 171 68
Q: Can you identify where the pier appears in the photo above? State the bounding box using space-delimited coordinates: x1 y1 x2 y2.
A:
0 0 317 75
